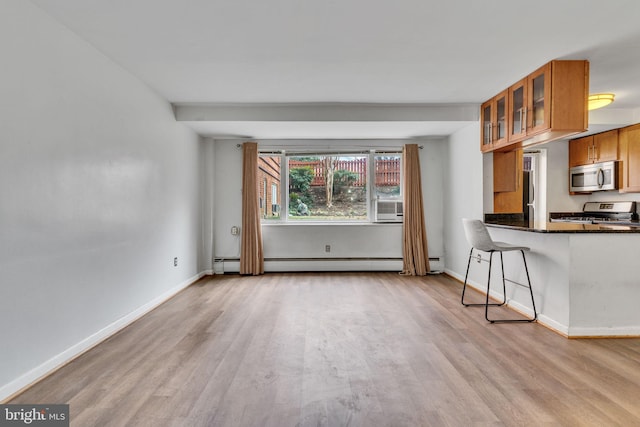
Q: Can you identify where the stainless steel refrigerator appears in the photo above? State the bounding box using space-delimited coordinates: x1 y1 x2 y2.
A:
522 170 534 224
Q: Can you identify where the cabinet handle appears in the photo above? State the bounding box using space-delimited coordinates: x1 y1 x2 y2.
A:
519 109 525 133
490 123 493 142
597 168 605 188
588 145 592 161
523 108 528 131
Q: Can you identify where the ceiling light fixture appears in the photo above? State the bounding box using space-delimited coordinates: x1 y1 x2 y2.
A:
588 93 615 110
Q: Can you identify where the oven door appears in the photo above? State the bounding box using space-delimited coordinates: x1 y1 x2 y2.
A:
570 161 618 192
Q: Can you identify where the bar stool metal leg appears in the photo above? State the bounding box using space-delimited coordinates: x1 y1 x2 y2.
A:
485 249 537 323
461 248 506 307
499 251 507 299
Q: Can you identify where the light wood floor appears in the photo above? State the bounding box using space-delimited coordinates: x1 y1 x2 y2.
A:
10 272 640 426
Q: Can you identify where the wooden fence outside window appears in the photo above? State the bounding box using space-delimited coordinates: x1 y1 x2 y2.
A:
288 158 400 187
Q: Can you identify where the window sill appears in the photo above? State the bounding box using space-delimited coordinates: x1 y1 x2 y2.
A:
261 221 402 226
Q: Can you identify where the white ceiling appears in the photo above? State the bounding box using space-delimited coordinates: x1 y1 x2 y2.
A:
29 0 640 139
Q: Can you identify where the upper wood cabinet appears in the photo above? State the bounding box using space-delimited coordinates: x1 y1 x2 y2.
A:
594 130 619 163
568 135 593 167
493 150 518 192
569 129 619 167
619 124 640 192
480 90 508 152
482 60 589 152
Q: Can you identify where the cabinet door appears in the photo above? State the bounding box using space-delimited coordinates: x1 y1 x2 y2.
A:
508 78 527 142
548 61 589 134
569 136 593 167
619 124 640 192
493 150 518 192
528 63 552 134
480 100 493 152
494 149 523 213
593 129 618 163
480 91 509 152
493 90 508 148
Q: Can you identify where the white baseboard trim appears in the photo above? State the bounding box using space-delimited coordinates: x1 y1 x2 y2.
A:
0 272 205 403
443 268 466 284
567 325 640 338
536 315 569 337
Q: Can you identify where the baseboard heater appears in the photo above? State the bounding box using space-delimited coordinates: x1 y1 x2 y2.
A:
213 257 442 274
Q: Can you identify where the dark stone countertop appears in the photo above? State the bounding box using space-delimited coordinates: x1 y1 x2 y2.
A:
484 214 640 233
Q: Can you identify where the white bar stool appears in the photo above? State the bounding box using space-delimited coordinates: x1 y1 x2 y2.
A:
461 219 537 323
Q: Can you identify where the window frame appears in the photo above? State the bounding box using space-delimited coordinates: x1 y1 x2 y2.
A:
271 182 279 216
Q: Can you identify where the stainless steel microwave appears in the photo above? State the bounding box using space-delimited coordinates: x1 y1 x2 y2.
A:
569 161 618 192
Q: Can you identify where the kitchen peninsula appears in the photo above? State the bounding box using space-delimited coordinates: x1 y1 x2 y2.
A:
476 216 640 337
487 220 640 233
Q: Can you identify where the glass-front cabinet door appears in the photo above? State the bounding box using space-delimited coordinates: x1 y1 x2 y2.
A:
480 90 509 152
528 62 551 134
480 100 493 151
494 90 508 147
508 78 527 142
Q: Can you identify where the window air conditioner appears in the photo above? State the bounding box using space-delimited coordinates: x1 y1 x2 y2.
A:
375 200 403 222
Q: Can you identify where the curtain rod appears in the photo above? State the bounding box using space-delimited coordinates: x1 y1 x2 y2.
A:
257 150 406 156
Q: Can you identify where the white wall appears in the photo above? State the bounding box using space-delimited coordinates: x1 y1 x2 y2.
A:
545 140 589 213
199 138 216 273
210 138 445 272
443 124 483 279
482 152 494 213
213 141 244 262
422 138 446 263
0 1 203 400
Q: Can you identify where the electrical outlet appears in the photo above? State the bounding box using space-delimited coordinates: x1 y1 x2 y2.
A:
325 244 331 253
174 257 178 267
231 226 240 235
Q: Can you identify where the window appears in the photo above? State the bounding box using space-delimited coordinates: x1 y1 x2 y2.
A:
289 154 368 221
257 156 281 219
259 151 402 223
374 154 402 199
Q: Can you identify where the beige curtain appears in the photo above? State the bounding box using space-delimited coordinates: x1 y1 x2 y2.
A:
401 144 430 275
240 142 265 275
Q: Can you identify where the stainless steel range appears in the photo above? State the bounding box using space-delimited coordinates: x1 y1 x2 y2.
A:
550 201 639 226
